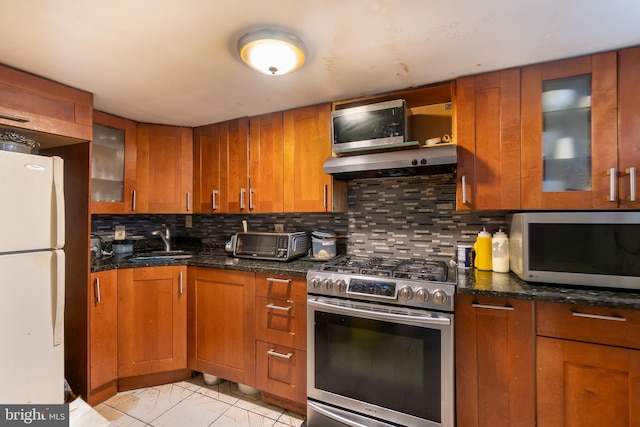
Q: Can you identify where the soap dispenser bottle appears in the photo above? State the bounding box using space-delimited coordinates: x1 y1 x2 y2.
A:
474 228 493 271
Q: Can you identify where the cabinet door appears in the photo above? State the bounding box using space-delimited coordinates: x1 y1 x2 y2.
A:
249 112 284 212
187 268 256 386
193 123 222 213
88 270 118 405
91 111 138 214
219 118 250 212
455 294 535 427
0 64 92 141
617 46 640 209
456 70 521 210
136 124 193 213
117 266 187 378
537 337 640 427
283 104 334 212
521 52 618 209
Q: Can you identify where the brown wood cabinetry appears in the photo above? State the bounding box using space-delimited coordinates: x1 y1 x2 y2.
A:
88 270 118 406
249 112 285 212
193 118 249 213
187 267 256 386
456 69 521 210
455 294 535 427
617 46 640 209
254 273 307 413
0 65 92 142
284 103 346 213
136 124 193 213
90 111 138 214
536 301 640 426
521 52 618 209
117 266 188 387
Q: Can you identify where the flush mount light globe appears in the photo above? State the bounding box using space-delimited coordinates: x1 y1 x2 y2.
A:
238 29 307 75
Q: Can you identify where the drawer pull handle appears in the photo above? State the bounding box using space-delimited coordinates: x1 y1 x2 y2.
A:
472 303 514 311
571 311 626 322
94 277 101 304
266 303 292 312
266 277 291 284
0 112 30 122
267 349 293 359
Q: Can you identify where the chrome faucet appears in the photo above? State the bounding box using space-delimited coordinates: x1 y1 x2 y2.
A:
151 224 171 251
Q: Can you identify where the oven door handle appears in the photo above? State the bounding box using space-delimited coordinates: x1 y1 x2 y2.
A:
308 298 451 326
308 400 371 427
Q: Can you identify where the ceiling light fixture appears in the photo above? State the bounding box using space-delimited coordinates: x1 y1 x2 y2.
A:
238 29 307 76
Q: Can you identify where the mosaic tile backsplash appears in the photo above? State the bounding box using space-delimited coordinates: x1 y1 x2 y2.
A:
92 172 510 259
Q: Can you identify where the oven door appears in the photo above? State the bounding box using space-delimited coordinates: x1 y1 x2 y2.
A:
307 297 454 427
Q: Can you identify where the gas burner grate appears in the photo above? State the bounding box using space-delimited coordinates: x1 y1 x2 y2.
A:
393 260 448 282
319 256 450 283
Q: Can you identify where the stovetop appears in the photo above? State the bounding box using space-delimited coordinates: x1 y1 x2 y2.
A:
307 255 457 311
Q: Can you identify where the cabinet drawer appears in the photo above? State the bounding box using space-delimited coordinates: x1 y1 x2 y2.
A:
256 296 306 349
256 341 306 405
255 273 306 302
536 301 640 349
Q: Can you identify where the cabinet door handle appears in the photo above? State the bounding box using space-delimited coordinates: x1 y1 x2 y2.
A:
240 188 246 210
186 192 191 211
179 271 184 296
571 311 626 322
461 175 468 205
266 303 292 312
608 167 617 202
132 190 137 211
472 303 514 311
323 184 328 209
266 277 292 284
212 190 219 211
627 167 636 202
249 188 255 210
94 277 101 304
0 112 30 123
267 349 293 359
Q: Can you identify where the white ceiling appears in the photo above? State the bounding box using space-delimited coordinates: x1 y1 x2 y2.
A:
2 0 639 127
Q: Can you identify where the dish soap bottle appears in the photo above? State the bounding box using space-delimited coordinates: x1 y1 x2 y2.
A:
492 229 510 273
474 228 493 271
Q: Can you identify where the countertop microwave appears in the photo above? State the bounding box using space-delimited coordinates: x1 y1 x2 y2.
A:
331 99 409 154
509 212 640 290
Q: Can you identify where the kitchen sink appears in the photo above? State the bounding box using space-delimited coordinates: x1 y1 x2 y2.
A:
128 250 193 262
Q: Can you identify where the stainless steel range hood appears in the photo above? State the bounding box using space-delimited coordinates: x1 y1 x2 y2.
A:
323 144 457 180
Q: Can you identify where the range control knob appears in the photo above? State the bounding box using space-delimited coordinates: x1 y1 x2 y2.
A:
415 288 430 302
310 277 321 289
334 279 347 293
420 158 427 165
411 159 418 166
398 286 414 301
321 278 333 290
432 289 449 305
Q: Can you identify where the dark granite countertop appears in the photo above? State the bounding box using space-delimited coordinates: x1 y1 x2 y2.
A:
92 253 640 310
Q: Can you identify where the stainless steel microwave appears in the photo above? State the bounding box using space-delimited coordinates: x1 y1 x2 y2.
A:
510 212 640 290
331 99 408 154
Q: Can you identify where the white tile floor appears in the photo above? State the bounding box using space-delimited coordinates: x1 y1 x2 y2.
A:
94 375 306 427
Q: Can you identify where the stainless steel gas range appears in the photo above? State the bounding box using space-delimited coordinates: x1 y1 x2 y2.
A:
306 256 457 427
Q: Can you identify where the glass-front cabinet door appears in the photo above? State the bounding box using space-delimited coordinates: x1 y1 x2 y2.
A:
521 52 618 209
90 111 137 214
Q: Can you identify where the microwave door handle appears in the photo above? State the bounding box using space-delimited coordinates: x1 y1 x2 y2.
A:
308 298 451 326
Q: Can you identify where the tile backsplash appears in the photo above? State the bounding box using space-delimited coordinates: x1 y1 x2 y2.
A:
92 172 509 259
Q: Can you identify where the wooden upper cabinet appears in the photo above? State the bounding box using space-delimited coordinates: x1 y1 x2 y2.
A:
521 52 618 209
249 112 285 212
617 46 640 209
283 103 336 212
193 122 222 213
456 70 521 210
136 123 193 213
0 65 92 142
220 118 250 213
90 111 138 214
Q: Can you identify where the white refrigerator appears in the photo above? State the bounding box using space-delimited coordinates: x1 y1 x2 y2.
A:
0 150 65 404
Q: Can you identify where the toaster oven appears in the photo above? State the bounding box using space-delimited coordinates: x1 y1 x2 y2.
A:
229 231 310 261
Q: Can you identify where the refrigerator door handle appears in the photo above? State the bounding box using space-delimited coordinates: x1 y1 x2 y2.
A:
52 157 66 249
53 250 65 346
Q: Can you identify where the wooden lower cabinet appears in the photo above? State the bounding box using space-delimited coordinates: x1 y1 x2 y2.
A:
187 267 256 386
254 273 307 413
117 266 189 389
455 294 535 427
88 270 118 405
536 301 640 426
